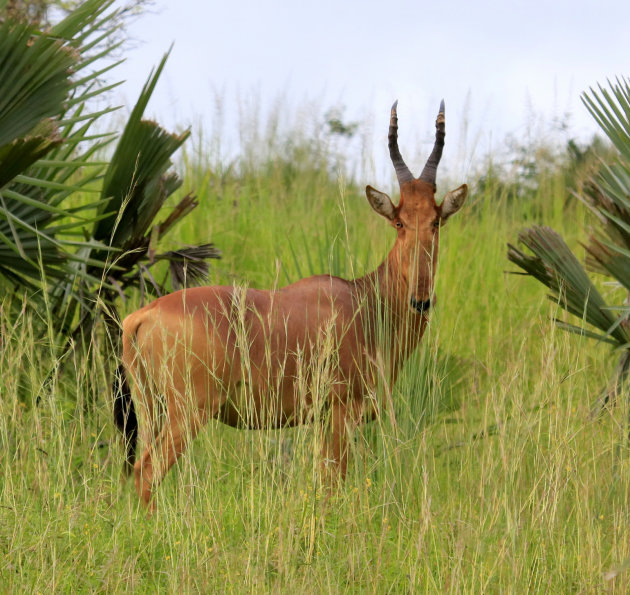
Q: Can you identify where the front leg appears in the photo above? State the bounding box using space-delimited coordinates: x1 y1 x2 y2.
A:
320 398 365 481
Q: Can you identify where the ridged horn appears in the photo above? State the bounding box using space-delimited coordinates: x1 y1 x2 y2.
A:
388 100 414 185
419 99 445 187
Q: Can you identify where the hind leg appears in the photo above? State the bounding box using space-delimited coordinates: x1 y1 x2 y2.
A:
123 357 163 482
134 371 223 510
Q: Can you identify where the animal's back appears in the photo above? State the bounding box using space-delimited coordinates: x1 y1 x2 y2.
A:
122 275 365 363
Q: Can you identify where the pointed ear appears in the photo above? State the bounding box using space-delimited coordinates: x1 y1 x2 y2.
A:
440 184 468 222
366 185 396 221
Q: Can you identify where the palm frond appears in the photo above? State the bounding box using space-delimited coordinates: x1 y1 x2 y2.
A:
0 20 74 146
510 77 630 411
95 50 190 248
1 2 221 344
582 78 630 163
508 225 630 348
157 243 222 290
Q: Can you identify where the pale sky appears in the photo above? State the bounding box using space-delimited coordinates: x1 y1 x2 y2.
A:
111 0 630 186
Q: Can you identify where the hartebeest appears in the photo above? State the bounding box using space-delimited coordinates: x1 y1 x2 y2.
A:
114 101 467 509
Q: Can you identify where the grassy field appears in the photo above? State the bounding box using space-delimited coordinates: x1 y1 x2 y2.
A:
1 118 629 592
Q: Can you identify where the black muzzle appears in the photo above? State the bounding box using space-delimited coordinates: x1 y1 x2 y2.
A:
410 296 431 314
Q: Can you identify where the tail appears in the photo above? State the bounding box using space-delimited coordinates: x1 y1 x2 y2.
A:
113 363 138 477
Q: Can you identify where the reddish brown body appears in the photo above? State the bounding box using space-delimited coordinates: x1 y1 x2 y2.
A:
118 101 467 509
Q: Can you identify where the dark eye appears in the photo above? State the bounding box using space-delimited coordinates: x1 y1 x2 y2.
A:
432 218 440 230
395 220 403 229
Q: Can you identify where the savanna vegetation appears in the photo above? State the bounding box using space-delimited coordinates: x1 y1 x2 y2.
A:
1 1 630 592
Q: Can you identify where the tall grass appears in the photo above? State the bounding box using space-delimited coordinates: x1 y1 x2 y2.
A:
1 103 629 593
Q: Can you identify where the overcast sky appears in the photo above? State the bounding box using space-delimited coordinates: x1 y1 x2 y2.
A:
111 0 629 186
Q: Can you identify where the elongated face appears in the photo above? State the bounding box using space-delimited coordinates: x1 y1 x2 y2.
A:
366 179 467 310
394 180 442 306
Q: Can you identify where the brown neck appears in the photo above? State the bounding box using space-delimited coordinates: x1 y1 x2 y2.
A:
354 249 428 383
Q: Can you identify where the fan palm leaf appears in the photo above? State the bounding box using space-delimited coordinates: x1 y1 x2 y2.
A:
1 0 221 343
509 77 630 409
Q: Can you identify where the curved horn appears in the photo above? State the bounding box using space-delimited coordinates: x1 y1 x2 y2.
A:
388 101 414 185
419 99 445 187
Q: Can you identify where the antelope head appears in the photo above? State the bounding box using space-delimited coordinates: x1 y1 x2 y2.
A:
366 100 467 314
